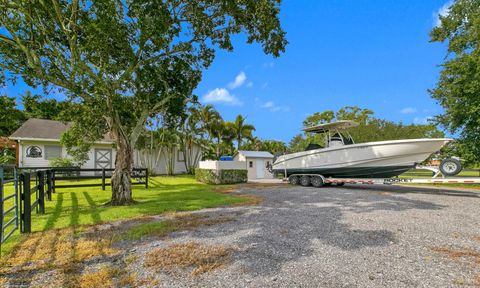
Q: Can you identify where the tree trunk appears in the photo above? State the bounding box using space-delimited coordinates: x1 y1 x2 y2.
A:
110 124 134 205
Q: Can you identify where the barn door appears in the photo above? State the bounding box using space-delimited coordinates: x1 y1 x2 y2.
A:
94 149 112 170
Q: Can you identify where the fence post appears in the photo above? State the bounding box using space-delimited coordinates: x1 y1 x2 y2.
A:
22 173 32 233
1 167 4 247
52 169 56 193
38 171 45 214
46 170 52 201
102 168 106 191
145 169 148 189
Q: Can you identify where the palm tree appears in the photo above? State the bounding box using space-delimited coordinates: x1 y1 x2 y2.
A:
226 115 256 150
196 104 221 140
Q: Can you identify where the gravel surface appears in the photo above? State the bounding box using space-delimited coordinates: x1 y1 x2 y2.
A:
134 184 480 288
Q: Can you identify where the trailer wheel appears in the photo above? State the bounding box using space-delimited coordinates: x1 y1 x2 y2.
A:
300 175 311 186
289 176 300 185
439 158 462 176
311 176 323 187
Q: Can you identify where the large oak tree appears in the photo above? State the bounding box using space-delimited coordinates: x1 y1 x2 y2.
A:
0 0 287 205
430 0 480 162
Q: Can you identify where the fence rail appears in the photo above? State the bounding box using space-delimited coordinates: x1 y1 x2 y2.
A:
0 166 148 254
0 165 19 253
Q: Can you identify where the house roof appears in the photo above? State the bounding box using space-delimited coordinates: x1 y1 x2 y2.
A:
9 118 113 143
236 150 274 159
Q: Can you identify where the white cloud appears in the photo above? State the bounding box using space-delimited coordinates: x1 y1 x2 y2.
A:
261 82 269 89
228 71 247 89
262 61 275 68
433 1 453 27
261 101 274 108
202 88 242 106
261 101 289 112
246 81 253 88
400 107 417 114
413 116 433 125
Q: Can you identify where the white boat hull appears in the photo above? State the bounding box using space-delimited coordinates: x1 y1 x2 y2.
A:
272 138 452 178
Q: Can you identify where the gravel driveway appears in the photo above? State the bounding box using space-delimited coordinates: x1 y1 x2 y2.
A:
135 184 480 288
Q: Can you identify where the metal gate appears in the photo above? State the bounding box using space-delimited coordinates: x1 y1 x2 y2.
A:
0 165 19 253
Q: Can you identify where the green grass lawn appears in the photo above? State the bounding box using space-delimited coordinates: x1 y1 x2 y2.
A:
399 169 480 189
0 176 245 256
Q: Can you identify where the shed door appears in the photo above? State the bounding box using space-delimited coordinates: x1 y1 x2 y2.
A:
256 159 265 178
94 149 112 169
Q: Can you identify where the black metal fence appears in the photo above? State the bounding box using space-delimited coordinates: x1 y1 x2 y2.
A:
51 167 148 191
0 166 148 254
19 170 53 233
0 165 19 253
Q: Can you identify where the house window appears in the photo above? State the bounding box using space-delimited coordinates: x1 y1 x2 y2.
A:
45 145 62 160
249 161 253 168
266 161 270 168
177 150 185 162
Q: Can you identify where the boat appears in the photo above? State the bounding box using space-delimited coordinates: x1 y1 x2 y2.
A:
270 120 455 179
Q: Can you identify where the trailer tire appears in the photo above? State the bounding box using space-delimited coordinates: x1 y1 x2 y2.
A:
439 158 462 176
311 176 323 187
289 176 300 185
300 175 311 186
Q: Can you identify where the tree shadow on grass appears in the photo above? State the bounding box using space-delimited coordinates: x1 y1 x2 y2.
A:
43 193 63 230
70 192 79 227
83 192 102 224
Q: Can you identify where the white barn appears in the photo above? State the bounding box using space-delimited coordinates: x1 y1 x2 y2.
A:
10 118 199 174
234 150 274 179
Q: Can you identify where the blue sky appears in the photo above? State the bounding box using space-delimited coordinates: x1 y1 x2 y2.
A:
2 0 452 143
197 0 453 142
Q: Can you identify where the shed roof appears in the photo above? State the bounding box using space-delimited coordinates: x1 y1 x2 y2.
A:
9 118 113 143
236 150 274 159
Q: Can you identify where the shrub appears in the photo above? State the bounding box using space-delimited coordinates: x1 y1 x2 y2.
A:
195 168 247 184
49 157 76 167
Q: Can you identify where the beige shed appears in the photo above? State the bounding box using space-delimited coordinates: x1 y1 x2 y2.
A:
234 150 274 179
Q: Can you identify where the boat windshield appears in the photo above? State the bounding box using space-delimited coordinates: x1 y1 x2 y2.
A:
303 121 358 150
326 130 355 148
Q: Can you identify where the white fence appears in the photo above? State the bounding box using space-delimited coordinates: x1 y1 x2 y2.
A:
199 160 246 171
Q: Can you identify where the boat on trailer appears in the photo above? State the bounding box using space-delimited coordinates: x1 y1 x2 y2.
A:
270 120 463 185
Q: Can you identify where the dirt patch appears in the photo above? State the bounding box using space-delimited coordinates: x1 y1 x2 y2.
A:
431 246 480 286
213 183 287 194
77 265 137 288
0 227 119 272
231 194 264 206
145 241 233 276
431 246 480 263
0 212 235 287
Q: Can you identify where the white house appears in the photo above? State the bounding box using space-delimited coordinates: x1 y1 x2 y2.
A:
234 150 274 179
9 118 200 174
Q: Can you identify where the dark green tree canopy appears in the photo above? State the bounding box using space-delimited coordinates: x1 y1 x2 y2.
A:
290 106 444 152
430 0 480 161
0 95 25 136
0 0 287 204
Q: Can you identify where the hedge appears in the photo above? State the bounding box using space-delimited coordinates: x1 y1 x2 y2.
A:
195 168 248 184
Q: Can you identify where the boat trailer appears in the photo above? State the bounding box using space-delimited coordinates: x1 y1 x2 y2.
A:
286 174 480 187
285 164 480 187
